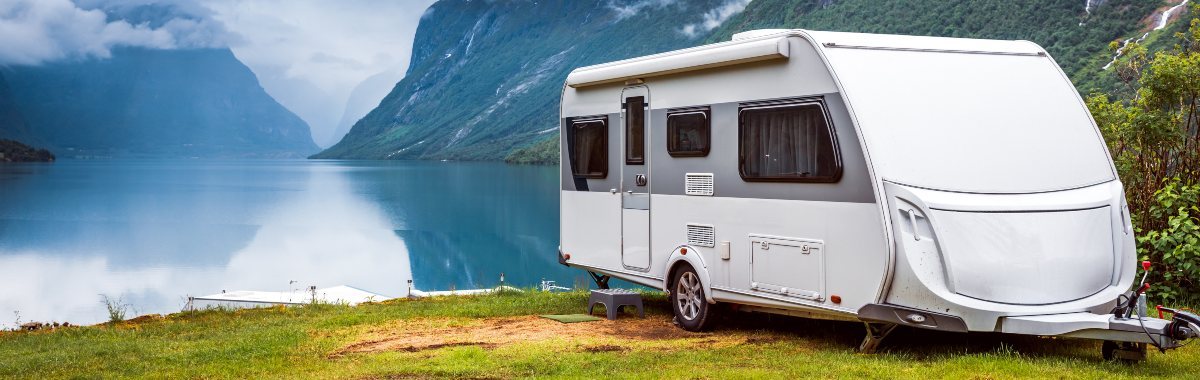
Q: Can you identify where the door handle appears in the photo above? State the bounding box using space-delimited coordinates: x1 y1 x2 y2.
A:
635 174 647 186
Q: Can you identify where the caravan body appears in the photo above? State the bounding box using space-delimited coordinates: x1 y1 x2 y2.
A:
557 29 1193 351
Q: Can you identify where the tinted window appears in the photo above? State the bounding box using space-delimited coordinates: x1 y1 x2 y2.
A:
625 96 645 165
571 119 607 178
667 109 710 157
739 102 841 182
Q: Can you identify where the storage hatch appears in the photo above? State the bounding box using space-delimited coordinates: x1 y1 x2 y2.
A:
750 235 824 301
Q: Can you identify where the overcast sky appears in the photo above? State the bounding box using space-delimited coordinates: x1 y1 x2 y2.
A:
0 0 437 147
203 0 437 146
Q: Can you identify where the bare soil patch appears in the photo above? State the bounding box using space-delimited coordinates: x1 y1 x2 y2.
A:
331 314 727 357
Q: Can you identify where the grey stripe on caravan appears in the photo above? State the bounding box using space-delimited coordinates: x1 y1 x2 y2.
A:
563 94 876 204
650 95 873 203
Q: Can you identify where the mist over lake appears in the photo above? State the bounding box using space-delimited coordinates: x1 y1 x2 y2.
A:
0 159 571 327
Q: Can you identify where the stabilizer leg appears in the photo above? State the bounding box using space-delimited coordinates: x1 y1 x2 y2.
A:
858 322 897 354
588 271 611 289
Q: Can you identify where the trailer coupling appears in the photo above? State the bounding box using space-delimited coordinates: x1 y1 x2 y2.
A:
1159 306 1200 345
1106 261 1200 352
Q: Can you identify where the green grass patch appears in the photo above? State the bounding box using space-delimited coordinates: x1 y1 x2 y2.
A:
1 290 1196 379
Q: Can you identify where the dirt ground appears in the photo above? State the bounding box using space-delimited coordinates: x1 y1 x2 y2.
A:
329 309 1106 362
330 314 771 357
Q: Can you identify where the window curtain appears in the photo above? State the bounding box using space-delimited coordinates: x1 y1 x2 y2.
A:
743 106 832 178
573 122 605 176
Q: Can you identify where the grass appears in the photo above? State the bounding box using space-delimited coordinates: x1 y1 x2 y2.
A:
1 290 1197 379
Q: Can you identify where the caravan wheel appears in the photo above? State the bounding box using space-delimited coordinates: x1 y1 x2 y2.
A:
671 266 716 331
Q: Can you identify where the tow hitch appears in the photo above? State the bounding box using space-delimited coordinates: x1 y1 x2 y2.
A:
1162 306 1200 340
1107 261 1200 359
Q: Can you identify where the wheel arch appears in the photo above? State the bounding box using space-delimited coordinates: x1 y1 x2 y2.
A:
663 245 716 304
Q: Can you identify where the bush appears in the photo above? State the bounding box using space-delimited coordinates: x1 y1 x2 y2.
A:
100 295 129 325
1138 179 1200 304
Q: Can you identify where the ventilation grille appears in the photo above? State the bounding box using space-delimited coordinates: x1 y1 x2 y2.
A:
685 173 714 196
687 224 716 247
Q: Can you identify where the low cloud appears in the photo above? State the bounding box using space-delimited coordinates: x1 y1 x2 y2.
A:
681 0 753 38
0 0 231 66
607 0 677 20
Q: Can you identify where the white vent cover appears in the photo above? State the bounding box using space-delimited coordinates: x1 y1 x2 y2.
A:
685 173 714 196
687 224 716 247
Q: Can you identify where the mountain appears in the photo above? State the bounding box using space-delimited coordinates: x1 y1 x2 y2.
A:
3 47 318 158
317 0 1179 162
706 0 1164 92
0 2 317 158
329 68 406 148
0 74 34 143
314 0 736 160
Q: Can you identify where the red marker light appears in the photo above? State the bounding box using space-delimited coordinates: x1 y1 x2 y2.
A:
681 248 688 255
564 253 571 260
1142 261 1152 271
1141 283 1151 292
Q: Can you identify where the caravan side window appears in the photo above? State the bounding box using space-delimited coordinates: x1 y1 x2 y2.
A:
625 96 646 165
739 101 842 182
570 118 608 179
666 108 710 157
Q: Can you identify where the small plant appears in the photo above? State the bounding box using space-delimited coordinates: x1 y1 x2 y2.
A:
100 294 129 324
994 342 1021 358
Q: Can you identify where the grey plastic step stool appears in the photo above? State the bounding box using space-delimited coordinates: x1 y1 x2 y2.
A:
587 289 644 320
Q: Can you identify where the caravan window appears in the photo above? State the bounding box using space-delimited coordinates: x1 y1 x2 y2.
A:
625 96 645 165
571 118 608 178
667 109 710 157
739 102 842 182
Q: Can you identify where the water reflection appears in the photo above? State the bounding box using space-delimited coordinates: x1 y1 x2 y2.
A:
0 160 569 328
218 165 413 298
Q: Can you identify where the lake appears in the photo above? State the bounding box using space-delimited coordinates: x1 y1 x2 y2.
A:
0 159 577 327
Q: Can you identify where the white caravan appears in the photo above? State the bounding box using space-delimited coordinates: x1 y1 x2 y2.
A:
556 29 1199 359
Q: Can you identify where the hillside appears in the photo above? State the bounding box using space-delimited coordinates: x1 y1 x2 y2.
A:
314 0 735 160
707 0 1165 93
0 2 317 158
317 0 1172 162
3 47 318 158
0 75 33 143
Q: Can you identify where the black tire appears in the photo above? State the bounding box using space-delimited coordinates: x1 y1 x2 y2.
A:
1102 340 1116 361
1102 340 1145 364
670 265 717 332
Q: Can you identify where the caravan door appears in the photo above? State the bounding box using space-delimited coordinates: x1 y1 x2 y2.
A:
620 86 651 271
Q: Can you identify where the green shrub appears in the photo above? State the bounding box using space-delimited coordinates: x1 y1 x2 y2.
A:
1138 179 1200 304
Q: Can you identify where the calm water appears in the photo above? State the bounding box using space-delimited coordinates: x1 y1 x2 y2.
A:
0 159 576 327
